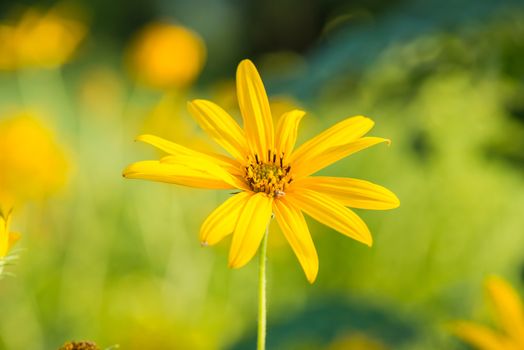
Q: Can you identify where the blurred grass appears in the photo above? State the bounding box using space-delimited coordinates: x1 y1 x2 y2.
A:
0 2 523 350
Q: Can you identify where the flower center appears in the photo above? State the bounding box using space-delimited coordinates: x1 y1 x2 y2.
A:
244 151 292 197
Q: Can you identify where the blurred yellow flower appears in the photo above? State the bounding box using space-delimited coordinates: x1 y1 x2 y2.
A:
0 210 20 258
124 59 398 283
0 5 86 70
451 276 524 350
126 22 206 90
15 7 86 68
0 113 69 207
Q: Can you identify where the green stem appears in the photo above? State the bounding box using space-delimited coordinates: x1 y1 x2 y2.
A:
257 224 269 350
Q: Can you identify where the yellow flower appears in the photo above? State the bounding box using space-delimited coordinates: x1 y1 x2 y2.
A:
123 59 399 283
0 210 20 258
126 22 206 90
0 113 69 207
450 276 524 350
0 6 87 70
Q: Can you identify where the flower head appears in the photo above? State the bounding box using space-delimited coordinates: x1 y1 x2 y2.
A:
126 22 206 90
14 6 86 69
0 113 69 207
0 5 86 70
123 59 399 283
450 276 524 349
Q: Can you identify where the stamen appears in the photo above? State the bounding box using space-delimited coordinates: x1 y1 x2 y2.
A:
244 152 293 197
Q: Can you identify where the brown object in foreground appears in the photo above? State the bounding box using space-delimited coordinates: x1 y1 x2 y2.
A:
59 341 100 350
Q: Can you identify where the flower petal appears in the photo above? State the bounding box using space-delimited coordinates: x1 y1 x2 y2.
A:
275 109 305 163
273 198 318 283
293 137 390 178
188 99 247 161
295 176 399 210
201 152 245 177
159 154 248 190
136 134 240 172
486 276 524 346
287 188 372 246
450 321 517 350
228 192 273 268
236 59 274 161
200 192 251 246
123 160 235 189
290 116 374 165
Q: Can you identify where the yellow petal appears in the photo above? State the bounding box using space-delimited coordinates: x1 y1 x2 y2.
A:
123 160 235 189
159 154 248 190
275 109 305 163
295 176 399 210
287 189 372 246
290 116 374 165
228 192 273 268
236 59 274 161
135 134 240 171
200 192 251 246
200 152 245 177
293 137 390 178
486 276 524 346
136 133 198 155
188 99 248 161
273 198 318 283
449 321 517 350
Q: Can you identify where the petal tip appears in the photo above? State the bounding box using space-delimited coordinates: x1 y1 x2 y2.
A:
135 134 151 143
122 166 132 177
188 99 205 107
238 58 254 67
228 252 252 269
227 259 242 269
352 115 375 127
306 271 318 284
391 195 400 208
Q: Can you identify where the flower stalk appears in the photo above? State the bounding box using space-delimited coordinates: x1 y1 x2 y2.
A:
257 222 269 350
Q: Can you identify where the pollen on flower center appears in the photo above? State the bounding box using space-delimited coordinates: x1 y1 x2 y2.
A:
244 151 293 197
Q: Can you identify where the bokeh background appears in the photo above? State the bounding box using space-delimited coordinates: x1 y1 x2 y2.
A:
0 0 524 349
